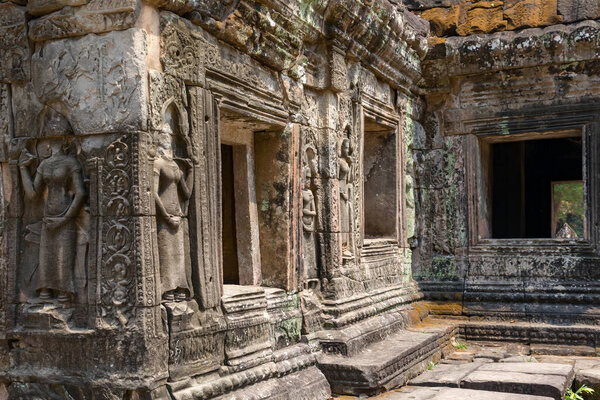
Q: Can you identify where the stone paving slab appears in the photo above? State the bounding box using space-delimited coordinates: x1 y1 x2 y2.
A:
367 386 555 400
409 362 484 388
460 362 574 400
476 362 573 376
500 356 538 363
575 367 600 400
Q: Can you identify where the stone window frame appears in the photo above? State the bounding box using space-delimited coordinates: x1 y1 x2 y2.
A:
463 104 600 255
360 94 407 250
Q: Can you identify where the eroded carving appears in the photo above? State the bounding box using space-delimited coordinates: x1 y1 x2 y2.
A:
17 110 85 304
99 136 135 328
302 149 318 285
338 131 356 258
154 105 196 302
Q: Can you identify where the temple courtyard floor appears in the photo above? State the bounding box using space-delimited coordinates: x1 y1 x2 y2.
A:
333 339 600 400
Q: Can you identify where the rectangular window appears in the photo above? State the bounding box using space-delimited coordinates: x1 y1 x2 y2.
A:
482 134 584 239
363 118 397 239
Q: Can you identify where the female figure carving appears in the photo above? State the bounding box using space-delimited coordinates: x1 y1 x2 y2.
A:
18 125 85 303
338 137 355 257
302 166 317 233
154 121 195 302
302 164 319 284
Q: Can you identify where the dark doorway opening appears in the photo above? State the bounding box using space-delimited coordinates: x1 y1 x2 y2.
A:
221 144 239 284
490 136 583 239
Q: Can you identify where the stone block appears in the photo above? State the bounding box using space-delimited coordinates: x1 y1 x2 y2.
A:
28 0 138 42
446 350 476 362
27 0 86 16
456 2 507 35
31 28 148 135
410 360 483 387
501 355 538 363
404 0 462 10
558 0 600 23
420 6 460 36
0 2 29 83
382 387 556 400
575 367 600 400
461 362 574 400
503 0 563 30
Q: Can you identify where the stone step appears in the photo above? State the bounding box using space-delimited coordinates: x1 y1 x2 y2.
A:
373 386 555 400
318 324 455 395
410 362 574 400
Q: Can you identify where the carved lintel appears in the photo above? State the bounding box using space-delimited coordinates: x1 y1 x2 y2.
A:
28 0 138 42
27 0 87 17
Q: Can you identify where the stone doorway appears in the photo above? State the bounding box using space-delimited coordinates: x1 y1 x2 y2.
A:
218 110 294 289
219 116 263 286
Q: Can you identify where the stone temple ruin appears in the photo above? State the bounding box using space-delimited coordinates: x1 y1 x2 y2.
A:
1 0 600 399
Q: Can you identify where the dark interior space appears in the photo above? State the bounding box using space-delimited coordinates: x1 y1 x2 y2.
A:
221 144 239 284
491 136 582 239
363 119 397 239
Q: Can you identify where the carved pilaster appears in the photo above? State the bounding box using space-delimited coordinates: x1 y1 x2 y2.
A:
329 45 348 93
95 136 136 329
188 86 221 309
0 83 9 339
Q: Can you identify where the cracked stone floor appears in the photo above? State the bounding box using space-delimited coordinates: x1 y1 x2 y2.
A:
332 340 600 400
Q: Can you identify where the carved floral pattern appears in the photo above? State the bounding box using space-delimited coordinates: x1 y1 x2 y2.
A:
99 137 134 328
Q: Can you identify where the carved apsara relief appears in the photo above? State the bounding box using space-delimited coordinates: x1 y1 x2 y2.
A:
338 128 357 259
302 142 319 287
17 109 87 306
153 104 196 302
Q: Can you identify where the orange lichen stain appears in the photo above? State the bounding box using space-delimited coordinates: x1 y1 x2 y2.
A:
423 301 464 315
457 1 507 35
503 0 562 30
428 36 447 46
420 6 460 36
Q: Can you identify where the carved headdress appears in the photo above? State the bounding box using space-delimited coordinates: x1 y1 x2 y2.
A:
38 107 73 138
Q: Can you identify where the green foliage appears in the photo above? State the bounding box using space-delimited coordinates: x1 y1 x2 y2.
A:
453 340 467 350
565 385 595 400
553 182 584 237
426 361 437 371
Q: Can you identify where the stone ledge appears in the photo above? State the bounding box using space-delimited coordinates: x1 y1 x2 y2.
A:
317 320 457 395
426 20 600 81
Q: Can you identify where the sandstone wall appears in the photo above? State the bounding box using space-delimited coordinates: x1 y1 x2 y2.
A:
409 0 597 37
0 0 430 397
416 0 600 322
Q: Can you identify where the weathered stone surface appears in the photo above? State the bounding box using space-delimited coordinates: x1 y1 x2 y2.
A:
28 0 139 42
558 0 600 23
575 367 600 400
421 6 460 36
503 0 562 30
377 386 555 400
0 2 29 82
456 2 506 35
319 324 455 395
31 28 148 135
27 0 86 17
461 363 574 400
405 0 462 10
410 361 483 387
5 0 600 397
